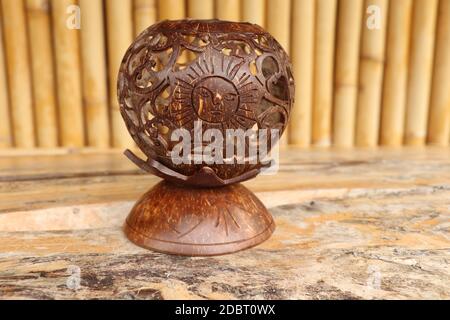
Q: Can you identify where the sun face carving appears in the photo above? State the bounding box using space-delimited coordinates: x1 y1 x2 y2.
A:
192 77 239 123
171 50 260 132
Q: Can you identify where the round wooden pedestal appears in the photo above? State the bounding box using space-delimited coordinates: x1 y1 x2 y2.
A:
124 181 275 256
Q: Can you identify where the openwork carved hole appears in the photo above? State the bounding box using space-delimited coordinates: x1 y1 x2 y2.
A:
155 87 170 114
270 75 289 101
258 103 286 133
180 34 194 43
139 131 153 146
188 34 210 47
174 48 198 71
197 37 210 47
254 35 270 48
158 124 169 135
258 98 274 114
221 48 232 56
221 40 252 56
124 96 133 109
262 112 284 130
286 66 294 85
142 100 152 122
261 56 279 78
249 60 257 75
125 108 139 126
156 123 173 151
149 33 169 49
128 47 148 74
150 47 173 72
136 68 154 88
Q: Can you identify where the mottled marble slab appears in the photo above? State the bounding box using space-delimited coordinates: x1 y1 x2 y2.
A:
0 148 449 299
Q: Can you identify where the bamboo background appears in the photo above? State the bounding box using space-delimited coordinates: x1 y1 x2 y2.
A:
0 0 449 150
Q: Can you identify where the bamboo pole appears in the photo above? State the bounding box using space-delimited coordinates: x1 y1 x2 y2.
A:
266 0 291 145
333 0 364 147
427 0 450 146
158 0 185 20
404 0 438 146
134 0 156 36
380 0 413 146
52 0 84 147
158 0 187 65
312 0 337 147
187 0 214 19
0 10 12 148
290 0 315 147
242 0 265 26
215 0 240 21
106 0 134 148
1 0 35 148
25 0 58 148
79 0 110 148
266 0 291 54
355 0 388 147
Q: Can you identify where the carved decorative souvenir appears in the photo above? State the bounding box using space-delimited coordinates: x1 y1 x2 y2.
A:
118 20 294 255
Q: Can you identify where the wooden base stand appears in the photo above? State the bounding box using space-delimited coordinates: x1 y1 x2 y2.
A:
124 181 275 256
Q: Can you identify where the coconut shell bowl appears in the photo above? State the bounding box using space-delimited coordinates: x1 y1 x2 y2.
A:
118 19 294 256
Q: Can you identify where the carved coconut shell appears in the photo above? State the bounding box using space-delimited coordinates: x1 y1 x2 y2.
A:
118 19 295 186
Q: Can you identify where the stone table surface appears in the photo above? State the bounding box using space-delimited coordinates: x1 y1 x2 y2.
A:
0 147 449 299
